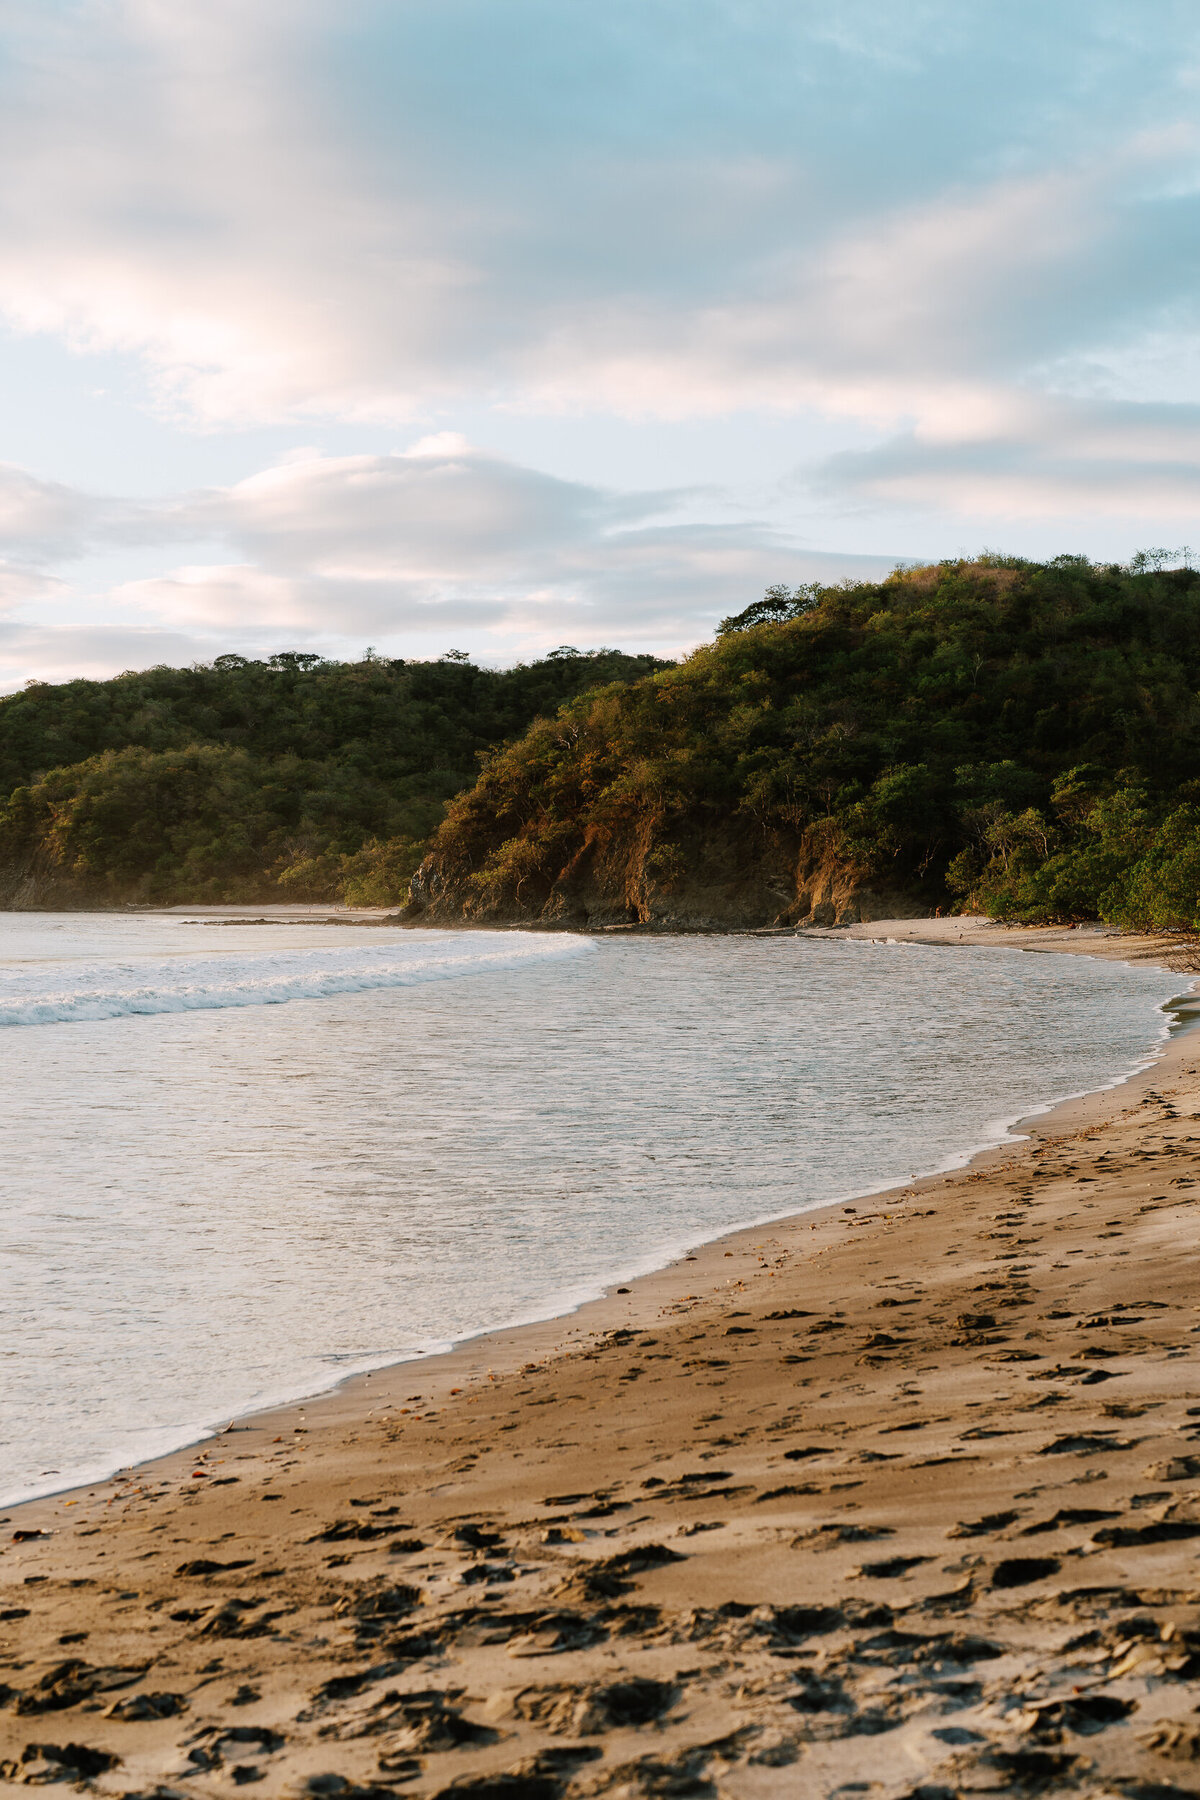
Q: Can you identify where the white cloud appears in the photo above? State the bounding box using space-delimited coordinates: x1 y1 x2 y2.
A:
112 564 306 630
0 563 63 615
0 0 1197 448
0 621 225 686
0 439 901 684
0 464 98 560
816 396 1200 517
7 408 1200 698
1 0 1199 654
121 444 898 642
191 446 674 579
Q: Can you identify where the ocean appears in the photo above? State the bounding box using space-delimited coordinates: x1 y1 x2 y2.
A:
0 911 1183 1507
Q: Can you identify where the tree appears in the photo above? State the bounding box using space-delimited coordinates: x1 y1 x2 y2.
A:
717 582 822 634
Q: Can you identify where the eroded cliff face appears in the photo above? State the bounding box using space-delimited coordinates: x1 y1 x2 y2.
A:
405 823 928 932
0 854 90 911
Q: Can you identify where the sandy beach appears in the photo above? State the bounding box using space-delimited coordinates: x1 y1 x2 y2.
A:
4 919 1200 1799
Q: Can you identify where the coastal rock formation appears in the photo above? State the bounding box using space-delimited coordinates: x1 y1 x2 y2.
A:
406 828 925 931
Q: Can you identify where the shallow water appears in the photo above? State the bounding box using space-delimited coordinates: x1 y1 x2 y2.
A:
0 914 1181 1505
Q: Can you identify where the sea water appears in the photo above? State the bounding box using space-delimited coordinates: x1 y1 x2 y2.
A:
0 912 1182 1506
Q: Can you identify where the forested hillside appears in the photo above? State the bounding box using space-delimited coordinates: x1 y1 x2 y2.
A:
9 556 1200 927
0 648 667 905
407 557 1200 933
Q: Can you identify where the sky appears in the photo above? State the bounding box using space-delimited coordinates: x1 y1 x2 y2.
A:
1 0 1199 686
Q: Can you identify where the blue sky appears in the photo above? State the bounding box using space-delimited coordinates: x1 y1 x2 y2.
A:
0 0 1198 684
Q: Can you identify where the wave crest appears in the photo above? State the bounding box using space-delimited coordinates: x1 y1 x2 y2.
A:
0 931 594 1027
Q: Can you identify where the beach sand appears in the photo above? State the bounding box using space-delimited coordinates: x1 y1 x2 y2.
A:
4 920 1200 1798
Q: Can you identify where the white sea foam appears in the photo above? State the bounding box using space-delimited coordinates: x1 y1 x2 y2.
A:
0 930 593 1026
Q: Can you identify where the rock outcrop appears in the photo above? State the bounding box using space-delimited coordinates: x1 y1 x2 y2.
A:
406 824 926 932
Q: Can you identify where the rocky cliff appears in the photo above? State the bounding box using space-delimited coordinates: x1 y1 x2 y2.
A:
406 821 926 931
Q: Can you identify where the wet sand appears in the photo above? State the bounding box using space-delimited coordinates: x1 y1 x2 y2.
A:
4 921 1200 1798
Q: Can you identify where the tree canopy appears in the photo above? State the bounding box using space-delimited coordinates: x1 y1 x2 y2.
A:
414 557 1200 933
0 647 669 905
9 557 1200 931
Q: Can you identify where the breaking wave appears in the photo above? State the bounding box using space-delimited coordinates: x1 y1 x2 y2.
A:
0 930 594 1026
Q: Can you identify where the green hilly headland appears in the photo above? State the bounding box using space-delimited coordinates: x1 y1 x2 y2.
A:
0 647 667 906
407 556 1200 933
6 556 1200 928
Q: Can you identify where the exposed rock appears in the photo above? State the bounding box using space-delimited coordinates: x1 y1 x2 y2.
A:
406 825 924 933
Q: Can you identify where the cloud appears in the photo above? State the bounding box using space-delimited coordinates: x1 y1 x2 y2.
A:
0 464 99 561
188 442 678 578
0 564 63 614
3 0 1200 650
110 564 307 630
7 413 1199 698
0 439 901 685
0 621 226 687
117 443 899 643
0 0 1198 445
816 396 1200 517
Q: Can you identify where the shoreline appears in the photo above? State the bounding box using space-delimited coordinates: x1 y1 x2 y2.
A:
4 921 1194 1512
2 920 1191 1516
6 918 1200 1796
